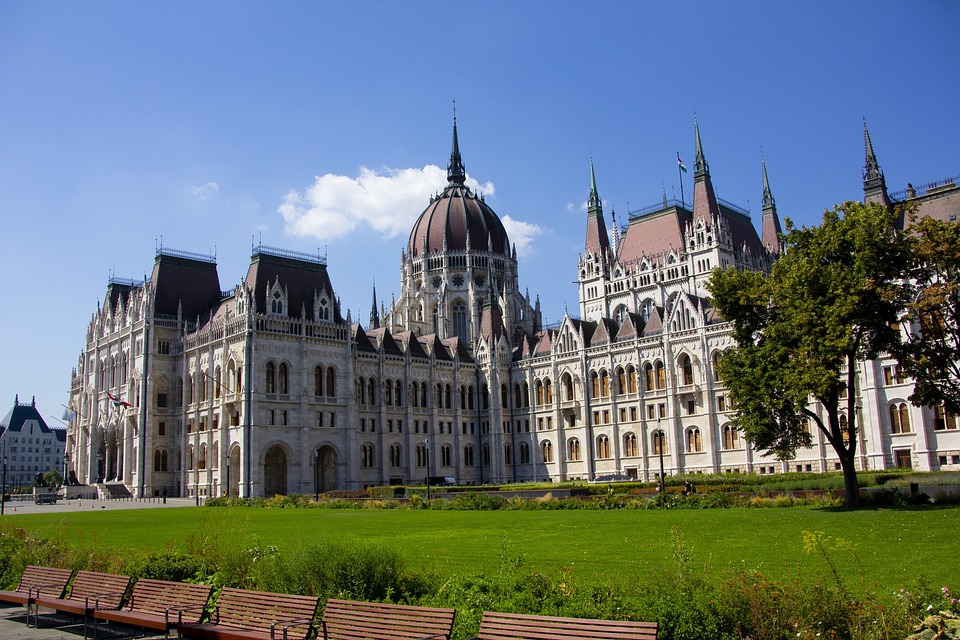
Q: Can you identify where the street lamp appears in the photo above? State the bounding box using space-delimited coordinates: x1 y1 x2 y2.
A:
657 418 665 494
424 440 431 501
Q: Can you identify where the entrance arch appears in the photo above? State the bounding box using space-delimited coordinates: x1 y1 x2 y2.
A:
315 446 338 495
263 445 288 496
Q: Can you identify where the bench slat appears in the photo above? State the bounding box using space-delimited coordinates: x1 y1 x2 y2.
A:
477 611 658 640
177 587 320 640
0 566 73 605
320 599 455 640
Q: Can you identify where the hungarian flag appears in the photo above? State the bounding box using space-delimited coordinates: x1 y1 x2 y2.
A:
107 392 133 409
677 152 688 173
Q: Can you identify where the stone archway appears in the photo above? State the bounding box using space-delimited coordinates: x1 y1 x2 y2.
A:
315 446 338 494
263 445 288 497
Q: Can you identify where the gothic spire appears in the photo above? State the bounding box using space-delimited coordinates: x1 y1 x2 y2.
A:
862 120 888 204
694 116 709 180
760 153 783 253
447 105 466 184
584 155 611 256
369 281 380 329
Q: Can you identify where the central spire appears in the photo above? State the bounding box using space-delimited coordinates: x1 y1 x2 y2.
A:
588 155 601 212
694 116 709 179
447 104 466 184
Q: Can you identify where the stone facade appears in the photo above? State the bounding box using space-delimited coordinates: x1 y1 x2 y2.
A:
64 122 960 498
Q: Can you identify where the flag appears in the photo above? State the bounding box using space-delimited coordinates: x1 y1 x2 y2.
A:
107 392 133 409
677 153 688 173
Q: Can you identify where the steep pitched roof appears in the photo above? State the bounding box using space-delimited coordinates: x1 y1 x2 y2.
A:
150 250 222 319
642 307 664 336
244 247 339 323
617 206 691 264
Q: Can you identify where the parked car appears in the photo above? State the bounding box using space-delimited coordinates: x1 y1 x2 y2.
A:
34 491 58 505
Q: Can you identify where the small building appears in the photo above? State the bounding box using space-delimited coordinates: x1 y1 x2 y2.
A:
0 396 66 490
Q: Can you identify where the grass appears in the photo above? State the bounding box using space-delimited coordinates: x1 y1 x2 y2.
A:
7 504 959 592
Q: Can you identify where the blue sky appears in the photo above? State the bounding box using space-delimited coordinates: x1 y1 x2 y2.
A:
1 1 958 427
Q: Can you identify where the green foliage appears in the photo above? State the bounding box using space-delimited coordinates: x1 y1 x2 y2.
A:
894 213 960 415
708 201 911 507
123 549 206 582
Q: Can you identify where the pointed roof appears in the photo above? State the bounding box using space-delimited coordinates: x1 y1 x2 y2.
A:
447 109 466 184
584 156 611 256
642 307 664 336
760 155 783 253
692 120 721 226
369 282 380 329
862 120 889 204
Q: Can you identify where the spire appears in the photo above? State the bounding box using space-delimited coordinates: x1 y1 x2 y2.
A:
862 120 889 204
447 104 466 184
691 119 720 226
369 281 380 329
584 156 611 256
760 153 783 253
694 116 709 180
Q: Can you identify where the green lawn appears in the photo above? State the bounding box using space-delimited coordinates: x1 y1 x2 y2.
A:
7 505 959 591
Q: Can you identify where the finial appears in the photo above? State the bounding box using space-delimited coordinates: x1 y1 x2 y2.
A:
588 155 601 212
694 115 709 178
447 102 466 184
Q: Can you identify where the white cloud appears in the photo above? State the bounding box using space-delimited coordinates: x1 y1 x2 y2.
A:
191 181 219 200
279 165 495 241
501 215 545 259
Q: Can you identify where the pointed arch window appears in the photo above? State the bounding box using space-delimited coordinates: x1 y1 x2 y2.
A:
541 440 554 463
623 433 638 457
452 299 469 343
596 435 610 459
265 362 276 394
278 363 289 394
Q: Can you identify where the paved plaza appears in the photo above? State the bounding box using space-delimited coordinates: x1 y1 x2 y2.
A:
0 606 166 639
1 497 200 516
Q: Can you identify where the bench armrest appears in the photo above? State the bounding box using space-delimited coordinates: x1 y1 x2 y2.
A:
28 582 65 600
177 603 217 624
86 591 128 610
271 616 319 640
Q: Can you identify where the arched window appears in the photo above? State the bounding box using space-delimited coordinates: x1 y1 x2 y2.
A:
515 383 522 408
361 443 375 468
154 448 168 472
394 379 402 406
623 433 638 457
562 373 575 401
386 380 394 406
357 377 366 405
187 374 195 404
723 425 740 450
521 382 529 407
460 385 467 410
504 444 512 465
501 383 509 408
652 430 666 455
656 361 666 389
596 435 610 459
890 403 911 434
278 363 289 394
567 438 581 461
410 382 419 407
265 362 276 394
420 382 427 408
315 366 325 397
541 440 554 463
327 367 336 397
453 299 469 343
686 428 702 452
679 354 693 386
713 352 723 382
617 368 626 396
626 365 637 394
445 384 452 409
464 445 475 467
591 371 600 398
198 444 207 470
437 383 444 408
416 444 427 467
389 444 402 467
368 378 377 405
644 363 655 391
543 378 553 404
441 444 452 467
519 442 530 464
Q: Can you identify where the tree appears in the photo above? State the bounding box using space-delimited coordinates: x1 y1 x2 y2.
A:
893 215 960 415
708 201 908 507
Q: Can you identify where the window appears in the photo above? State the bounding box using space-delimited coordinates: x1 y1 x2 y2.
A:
266 362 276 394
890 403 912 434
934 405 957 430
723 425 740 450
153 448 168 472
567 438 581 461
679 354 693 386
278 363 289 394
623 433 638 457
327 367 336 397
652 430 666 455
464 445 475 467
389 444 401 467
315 366 325 397
157 393 168 408
504 444 512 465
452 300 469 343
541 440 553 463
656 362 666 389
361 444 375 468
158 421 166 436
519 442 530 464
596 435 610 459
441 445 451 467
686 428 702 452
601 370 610 397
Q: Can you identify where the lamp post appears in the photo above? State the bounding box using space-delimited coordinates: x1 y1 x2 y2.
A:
657 418 665 494
225 458 231 499
424 440 431 501
1 443 7 516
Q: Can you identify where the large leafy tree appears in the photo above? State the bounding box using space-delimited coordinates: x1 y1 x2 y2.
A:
893 215 960 415
708 201 908 507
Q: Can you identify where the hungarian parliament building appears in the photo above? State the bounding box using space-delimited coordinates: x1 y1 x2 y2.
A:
65 122 960 498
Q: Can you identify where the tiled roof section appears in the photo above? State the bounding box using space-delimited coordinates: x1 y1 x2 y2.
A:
585 208 610 257
150 252 222 319
407 183 510 259
693 170 722 227
441 337 474 363
617 206 691 264
615 313 645 341
106 280 139 313
480 301 504 342
244 249 338 322
591 318 618 346
719 204 765 256
1 398 59 437
642 307 664 336
429 335 452 361
533 330 554 355
905 183 960 227
393 331 431 360
353 324 378 353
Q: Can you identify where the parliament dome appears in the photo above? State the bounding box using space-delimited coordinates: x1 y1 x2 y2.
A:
407 122 510 259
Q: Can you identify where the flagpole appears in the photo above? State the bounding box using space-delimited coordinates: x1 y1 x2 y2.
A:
678 152 686 208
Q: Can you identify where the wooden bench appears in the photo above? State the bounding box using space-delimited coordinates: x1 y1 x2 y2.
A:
32 570 132 639
92 578 213 638
176 587 321 640
319 598 456 640
471 611 658 639
0 565 73 608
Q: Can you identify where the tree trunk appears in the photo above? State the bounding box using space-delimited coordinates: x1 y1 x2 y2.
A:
838 448 860 508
